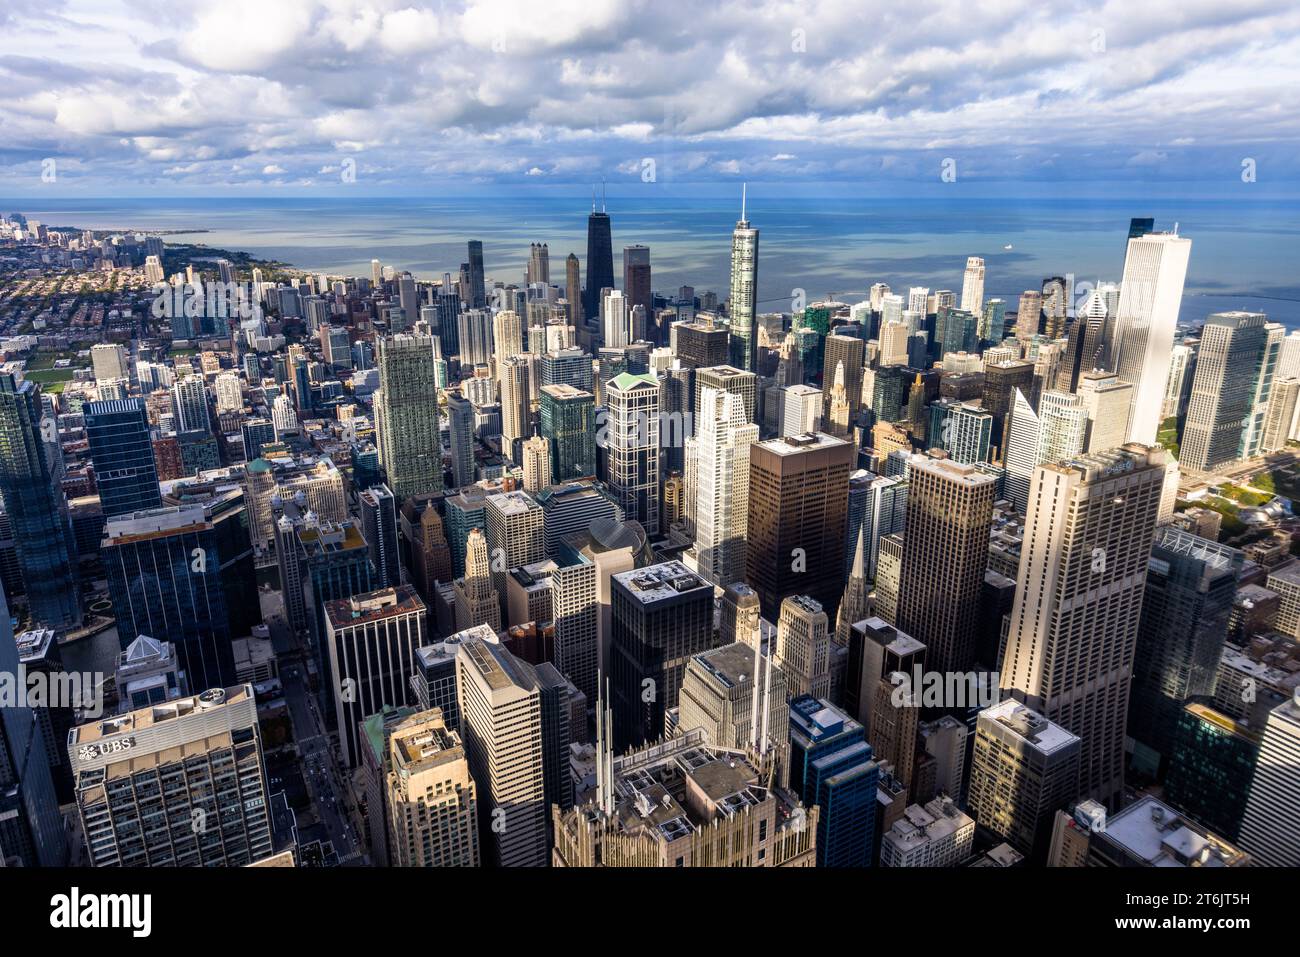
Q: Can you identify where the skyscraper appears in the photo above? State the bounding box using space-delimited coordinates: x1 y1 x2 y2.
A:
0 374 80 629
1000 445 1168 807
788 695 878 868
728 186 760 372
376 333 442 500
1111 231 1193 445
604 371 660 531
1128 528 1241 773
565 252 584 329
960 256 985 313
686 386 758 587
454 528 503 633
583 202 614 323
359 484 400 589
455 625 549 867
467 240 486 309
774 595 832 700
623 244 651 319
745 432 853 621
967 699 1081 861
446 389 476 490
610 561 715 748
1180 311 1267 472
69 685 272 867
539 384 596 484
386 708 480 867
0 587 66 866
85 397 162 519
323 585 428 768
895 454 997 678
1236 694 1300 865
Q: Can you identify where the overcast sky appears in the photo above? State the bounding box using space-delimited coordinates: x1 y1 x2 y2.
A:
1 0 1297 195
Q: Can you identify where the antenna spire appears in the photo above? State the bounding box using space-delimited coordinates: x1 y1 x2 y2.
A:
741 182 747 222
602 178 607 213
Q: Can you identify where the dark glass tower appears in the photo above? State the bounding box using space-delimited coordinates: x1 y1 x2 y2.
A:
583 204 614 325
0 373 80 630
467 241 486 309
84 398 162 518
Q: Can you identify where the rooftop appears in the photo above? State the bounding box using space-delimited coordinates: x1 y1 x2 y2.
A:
614 560 708 604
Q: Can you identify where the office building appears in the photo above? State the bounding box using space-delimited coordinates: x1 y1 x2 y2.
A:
774 595 832 701
610 561 716 748
745 432 853 621
1111 231 1193 445
386 708 480 867
880 795 975 867
1238 692 1300 865
324 586 428 768
1129 528 1241 773
0 373 80 629
604 372 660 531
455 625 549 867
728 190 760 372
85 398 162 518
896 454 996 677
359 484 399 589
69 685 272 867
787 695 879 867
686 386 758 587
1180 312 1267 471
539 384 596 484
1000 445 1168 806
376 333 442 500
454 528 503 633
967 700 1081 860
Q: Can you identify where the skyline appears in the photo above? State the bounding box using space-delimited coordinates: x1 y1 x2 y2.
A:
2 1 1299 194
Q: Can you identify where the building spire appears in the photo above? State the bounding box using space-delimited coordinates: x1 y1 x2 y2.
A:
741 182 747 222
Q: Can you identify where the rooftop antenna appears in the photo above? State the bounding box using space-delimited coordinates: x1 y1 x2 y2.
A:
749 635 762 749
760 641 773 757
741 182 747 222
592 184 596 214
601 178 607 213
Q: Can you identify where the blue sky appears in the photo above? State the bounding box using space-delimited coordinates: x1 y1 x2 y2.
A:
1 0 1298 195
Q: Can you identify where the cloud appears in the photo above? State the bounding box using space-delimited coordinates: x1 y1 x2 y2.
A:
0 0 1296 192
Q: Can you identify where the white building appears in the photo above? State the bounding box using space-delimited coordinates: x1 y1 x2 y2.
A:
880 795 975 867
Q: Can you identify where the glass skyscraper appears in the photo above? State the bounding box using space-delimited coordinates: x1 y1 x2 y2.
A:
0 372 80 630
84 397 162 518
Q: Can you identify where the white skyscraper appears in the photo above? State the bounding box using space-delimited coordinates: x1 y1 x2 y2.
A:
960 256 986 314
1111 231 1192 445
602 289 630 349
728 186 760 372
1003 389 1088 512
214 371 243 413
687 387 759 587
1000 445 1168 807
604 371 660 531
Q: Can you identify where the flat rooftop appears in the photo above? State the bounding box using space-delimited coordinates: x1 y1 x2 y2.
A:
614 561 708 604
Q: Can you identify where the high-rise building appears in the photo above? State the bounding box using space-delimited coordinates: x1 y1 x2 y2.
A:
1180 312 1267 471
1163 703 1259 843
539 384 596 484
323 585 428 768
103 503 237 692
454 528 503 633
583 205 614 323
69 685 272 867
960 256 985 314
376 333 442 500
385 708 480 867
455 625 549 867
565 253 584 329
774 595 832 700
1076 371 1133 454
91 342 129 383
0 373 80 629
1000 445 1168 806
967 699 1081 861
446 390 476 490
728 188 760 372
359 484 400 589
552 728 818 867
610 561 716 748
0 588 66 866
1111 231 1193 445
820 334 864 428
1238 693 1300 865
604 372 660 531
467 240 486 309
84 398 162 519
1239 320 1284 460
746 432 853 621
521 435 550 492
679 641 789 761
623 244 651 318
1002 389 1087 511
788 695 879 867
498 354 532 462
686 387 758 587
1128 528 1241 774
896 454 996 678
